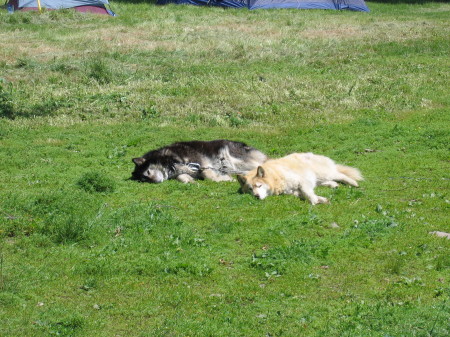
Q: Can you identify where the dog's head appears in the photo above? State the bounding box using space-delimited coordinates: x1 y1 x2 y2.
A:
131 157 167 183
237 166 271 200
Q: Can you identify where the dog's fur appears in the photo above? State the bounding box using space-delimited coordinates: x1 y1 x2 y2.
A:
131 140 267 184
237 152 363 205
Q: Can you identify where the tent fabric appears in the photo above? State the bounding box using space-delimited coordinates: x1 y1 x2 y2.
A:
157 0 369 11
6 0 116 15
15 0 109 9
171 0 247 8
248 0 368 10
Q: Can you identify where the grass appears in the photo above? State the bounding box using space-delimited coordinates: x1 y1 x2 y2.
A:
0 1 449 336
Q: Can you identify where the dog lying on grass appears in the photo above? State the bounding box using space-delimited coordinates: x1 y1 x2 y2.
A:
131 139 267 183
237 152 362 205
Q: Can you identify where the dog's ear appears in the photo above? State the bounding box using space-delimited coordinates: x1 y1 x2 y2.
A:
237 175 246 186
132 157 146 166
257 166 265 178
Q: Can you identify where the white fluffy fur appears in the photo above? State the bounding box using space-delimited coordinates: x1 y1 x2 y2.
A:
238 153 363 205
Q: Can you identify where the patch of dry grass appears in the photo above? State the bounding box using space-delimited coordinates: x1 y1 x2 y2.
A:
0 2 448 128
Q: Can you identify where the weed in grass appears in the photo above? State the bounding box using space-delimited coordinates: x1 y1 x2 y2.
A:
210 221 236 235
251 239 330 278
7 190 105 244
76 255 113 278
331 185 364 201
87 59 112 84
39 212 91 244
31 97 62 117
343 216 399 247
15 58 36 69
51 61 79 75
107 145 128 162
0 244 3 291
79 277 98 291
1 214 37 238
341 205 399 246
359 217 398 241
76 171 116 193
141 103 160 119
226 111 248 127
162 262 213 277
0 83 17 119
435 254 450 272
99 202 179 235
0 292 22 306
34 308 85 337
384 255 406 275
1 194 38 238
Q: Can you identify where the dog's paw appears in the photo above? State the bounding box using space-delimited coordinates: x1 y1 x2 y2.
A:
215 175 234 182
322 181 339 189
312 197 329 205
177 174 195 183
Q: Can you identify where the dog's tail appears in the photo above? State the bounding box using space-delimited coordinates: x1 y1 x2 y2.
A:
336 165 363 182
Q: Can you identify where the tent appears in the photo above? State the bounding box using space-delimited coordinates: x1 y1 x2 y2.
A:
6 0 116 15
157 0 370 11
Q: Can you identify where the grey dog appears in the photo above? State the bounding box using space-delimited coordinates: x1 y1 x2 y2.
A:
131 140 267 183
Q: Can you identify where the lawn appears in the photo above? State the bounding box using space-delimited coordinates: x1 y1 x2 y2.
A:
0 1 449 336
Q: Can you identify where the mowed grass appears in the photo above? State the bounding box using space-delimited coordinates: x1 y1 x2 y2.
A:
0 2 449 336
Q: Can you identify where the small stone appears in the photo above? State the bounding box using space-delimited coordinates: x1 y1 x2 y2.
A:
93 304 100 310
429 231 450 239
330 222 340 228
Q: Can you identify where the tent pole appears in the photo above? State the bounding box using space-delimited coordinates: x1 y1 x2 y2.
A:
37 0 42 11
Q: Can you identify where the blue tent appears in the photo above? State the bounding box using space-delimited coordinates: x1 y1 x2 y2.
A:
157 0 369 11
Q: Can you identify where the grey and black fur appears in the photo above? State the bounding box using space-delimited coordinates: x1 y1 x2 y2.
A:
131 140 267 183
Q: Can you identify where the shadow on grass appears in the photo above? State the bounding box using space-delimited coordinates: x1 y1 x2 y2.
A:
0 82 64 119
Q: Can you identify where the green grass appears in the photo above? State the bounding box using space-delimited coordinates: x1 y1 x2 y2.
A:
1 2 449 336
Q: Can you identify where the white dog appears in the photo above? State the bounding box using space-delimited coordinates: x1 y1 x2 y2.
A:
238 153 363 205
